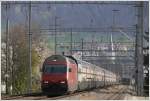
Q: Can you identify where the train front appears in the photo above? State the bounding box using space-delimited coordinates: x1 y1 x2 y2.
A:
41 55 68 94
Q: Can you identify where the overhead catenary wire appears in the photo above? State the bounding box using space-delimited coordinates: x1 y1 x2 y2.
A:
118 29 134 42
1 1 139 5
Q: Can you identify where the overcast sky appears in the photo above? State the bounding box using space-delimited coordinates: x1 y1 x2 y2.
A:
1 1 149 46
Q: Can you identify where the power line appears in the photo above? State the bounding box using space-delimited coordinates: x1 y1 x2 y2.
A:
1 1 139 5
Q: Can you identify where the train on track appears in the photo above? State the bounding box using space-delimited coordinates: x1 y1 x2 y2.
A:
41 55 119 94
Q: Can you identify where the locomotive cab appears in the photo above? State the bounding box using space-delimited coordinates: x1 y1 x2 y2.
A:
41 55 78 94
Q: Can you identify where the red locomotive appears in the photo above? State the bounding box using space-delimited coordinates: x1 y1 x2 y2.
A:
41 55 118 94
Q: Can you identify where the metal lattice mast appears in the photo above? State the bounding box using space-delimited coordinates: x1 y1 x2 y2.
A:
54 16 57 55
5 3 9 94
81 38 84 60
70 28 73 55
112 10 119 73
54 16 60 55
28 1 32 94
136 1 144 96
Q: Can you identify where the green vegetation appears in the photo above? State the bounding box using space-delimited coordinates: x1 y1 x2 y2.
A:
31 49 41 92
1 24 42 95
12 44 28 94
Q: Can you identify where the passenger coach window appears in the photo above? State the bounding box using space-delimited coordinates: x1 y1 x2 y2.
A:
44 65 66 73
69 68 72 72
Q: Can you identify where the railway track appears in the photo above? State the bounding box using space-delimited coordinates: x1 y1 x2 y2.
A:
32 85 119 100
36 91 88 100
2 95 24 100
1 92 44 100
50 85 128 100
104 85 128 100
2 90 90 100
2 85 128 100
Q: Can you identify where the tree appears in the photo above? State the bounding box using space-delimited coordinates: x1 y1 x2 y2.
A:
9 24 29 94
1 23 42 95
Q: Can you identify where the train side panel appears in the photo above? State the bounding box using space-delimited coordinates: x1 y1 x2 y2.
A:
77 62 88 90
76 59 118 91
77 60 105 91
66 58 78 92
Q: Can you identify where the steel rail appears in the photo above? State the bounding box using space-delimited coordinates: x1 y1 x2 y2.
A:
1 92 43 100
2 95 26 100
2 85 127 100
106 85 127 100
112 86 127 100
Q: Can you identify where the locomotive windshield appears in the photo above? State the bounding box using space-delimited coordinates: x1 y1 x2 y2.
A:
43 65 67 73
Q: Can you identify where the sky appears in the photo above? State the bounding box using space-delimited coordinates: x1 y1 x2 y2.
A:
1 1 149 45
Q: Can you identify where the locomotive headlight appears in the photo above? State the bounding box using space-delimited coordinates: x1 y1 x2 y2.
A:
43 81 49 84
60 81 65 84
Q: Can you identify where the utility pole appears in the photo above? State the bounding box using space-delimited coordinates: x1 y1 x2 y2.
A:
135 24 138 95
136 1 144 96
48 4 59 55
112 10 119 74
70 28 73 55
5 3 9 94
91 35 94 57
112 9 119 29
111 9 120 76
54 16 58 55
54 15 59 54
81 38 84 60
28 1 32 94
